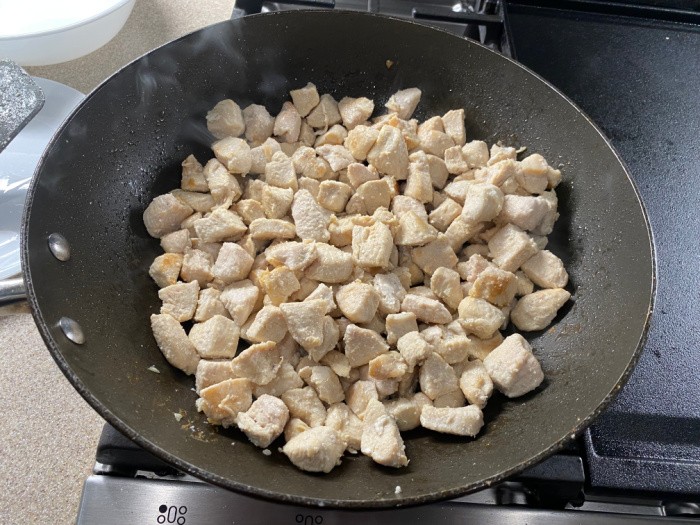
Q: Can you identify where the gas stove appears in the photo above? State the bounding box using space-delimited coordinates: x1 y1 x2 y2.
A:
77 1 700 522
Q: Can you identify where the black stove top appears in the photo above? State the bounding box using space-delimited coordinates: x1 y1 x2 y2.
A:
78 1 700 521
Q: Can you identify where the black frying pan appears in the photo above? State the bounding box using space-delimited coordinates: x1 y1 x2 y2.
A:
20 11 654 508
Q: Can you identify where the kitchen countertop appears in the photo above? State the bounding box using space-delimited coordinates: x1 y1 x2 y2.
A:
0 1 233 523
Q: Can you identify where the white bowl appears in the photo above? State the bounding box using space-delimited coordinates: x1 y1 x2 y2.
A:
0 0 136 66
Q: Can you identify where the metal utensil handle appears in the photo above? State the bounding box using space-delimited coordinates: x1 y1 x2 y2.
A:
0 276 27 303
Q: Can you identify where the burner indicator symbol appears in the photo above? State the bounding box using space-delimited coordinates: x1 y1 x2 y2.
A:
157 504 187 524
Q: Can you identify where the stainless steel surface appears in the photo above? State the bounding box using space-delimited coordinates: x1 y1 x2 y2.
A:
59 316 85 345
0 276 26 303
77 476 698 525
47 232 71 261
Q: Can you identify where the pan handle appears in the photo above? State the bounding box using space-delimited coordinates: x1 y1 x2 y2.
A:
0 276 27 304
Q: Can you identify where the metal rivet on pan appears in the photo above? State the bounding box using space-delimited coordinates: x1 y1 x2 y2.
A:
59 317 85 345
48 233 70 261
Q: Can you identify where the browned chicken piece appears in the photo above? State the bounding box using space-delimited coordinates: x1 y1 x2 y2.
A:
196 378 252 427
345 126 380 162
511 288 571 331
338 97 374 130
483 334 544 397
367 125 409 180
149 253 183 288
520 250 569 289
361 398 409 467
281 386 327 427
469 266 518 307
343 324 389 367
457 296 506 339
420 405 484 436
206 99 244 139
290 82 320 117
368 352 408 381
273 101 301 143
150 313 200 375
283 426 346 473
237 394 289 448
180 154 208 192
144 194 193 238
459 360 493 409
385 87 421 120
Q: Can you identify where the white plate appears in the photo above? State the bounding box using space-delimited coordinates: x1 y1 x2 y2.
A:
0 77 83 280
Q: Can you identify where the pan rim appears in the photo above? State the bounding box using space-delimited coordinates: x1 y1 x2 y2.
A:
21 9 656 509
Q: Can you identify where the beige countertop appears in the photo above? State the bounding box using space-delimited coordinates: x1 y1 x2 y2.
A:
0 1 232 523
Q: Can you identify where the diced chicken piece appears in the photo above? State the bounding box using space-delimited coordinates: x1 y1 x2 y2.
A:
457 296 505 339
249 137 282 175
233 199 265 226
284 417 310 442
420 405 483 436
430 267 463 309
230 341 280 386
351 221 394 270
242 104 274 144
245 305 287 344
283 426 345 473
160 229 191 254
211 137 251 175
488 224 539 272
414 155 446 192
427 198 460 233
431 321 470 364
320 350 351 378
325 403 363 452
459 360 494 409
298 177 322 199
355 179 394 214
338 97 374 130
171 189 214 214
345 380 378 419
396 331 433 372
419 352 460 400
344 126 379 162
384 393 431 432
180 249 213 287
461 140 489 169
433 389 466 408
441 109 466 146
444 215 483 252
401 293 452 325
195 359 237 393
290 82 320 117
488 144 517 166
299 365 345 404
483 333 544 397
203 160 241 208
468 266 518 307
144 194 193 238
335 281 380 324
206 99 244 139
210 242 254 285
259 266 300 305
461 182 504 223
346 163 379 190
180 211 201 237
305 243 353 283
304 283 336 314
264 151 297 190
314 124 348 147
361 398 408 468
514 270 535 297
150 313 200 375
281 386 327 427
261 184 293 219
194 288 228 322
193 208 246 243
418 127 454 158
457 253 493 283
386 312 418 346
463 332 503 362
498 195 550 232
180 154 207 192
443 146 468 175
480 158 519 187
343 324 389 367
368 352 407 380
220 279 260 326
385 88 421 120
291 189 331 243
521 250 568 289
306 93 342 129
316 144 355 172
372 273 406 315
236 394 289 448
443 180 471 205
412 235 458 275
197 378 252 427
280 299 327 351
367 125 409 180
248 218 296 241
404 153 433 203
289 276 321 302
158 280 199 322
531 191 559 236
188 314 239 359
253 362 304 398
291 146 331 180
149 253 183 288
273 101 301 143
317 180 353 213
391 195 427 221
514 154 548 194
511 288 570 331
394 211 438 247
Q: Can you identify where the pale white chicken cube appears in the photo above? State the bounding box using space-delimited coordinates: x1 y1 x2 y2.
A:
320 350 351 378
361 398 409 468
206 99 244 139
278 300 327 353
291 146 330 180
316 180 353 213
351 221 394 270
428 198 462 232
248 218 296 241
290 82 320 117
459 360 493 409
188 314 239 359
242 104 274 144
265 241 318 272
444 215 483 252
511 288 570 331
314 124 348 147
367 125 409 180
230 341 281 386
273 101 301 143
233 199 265 226
521 250 569 289
171 189 214 213
281 386 327 427
457 253 493 283
411 235 458 275
373 273 407 315
457 296 505 339
488 144 517 166
180 249 213 287
149 253 183 288
304 283 336 314
144 194 193 238
418 128 454 158
212 137 251 175
180 211 201 237
441 108 466 146
468 266 518 307
419 353 460 400
249 137 282 175
150 313 200 375
211 242 254 285
250 361 302 398
261 184 293 219
290 276 321 302
368 352 408 381
394 211 438 247
236 394 289 448
345 379 378 419
284 417 310 442
355 179 394 214
160 229 191 254
195 359 237 393
385 87 421 120
461 182 504 223
531 190 560 236
197 378 252 427
420 405 484 437
325 403 363 452
384 393 432 431
194 288 228 322
422 153 449 189
346 163 379 189
391 195 427 220
283 426 345 473
464 332 504 361
396 331 434 372
343 324 389 367
315 144 355 172
159 281 199 322
488 224 539 272
338 97 374 130
444 146 469 174
265 151 298 190
433 389 466 408
443 180 471 205
515 154 550 194
430 267 463 309
305 242 353 283
306 93 342 129
246 305 287 344
498 195 550 232
514 270 535 297
291 189 331 243
220 279 260 326
461 140 489 169
344 126 379 162
401 294 452 325
193 208 247 243
299 365 345 404
483 333 544 397
335 281 380 324
180 154 207 192
260 266 300 305
404 153 433 203
386 312 418 346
